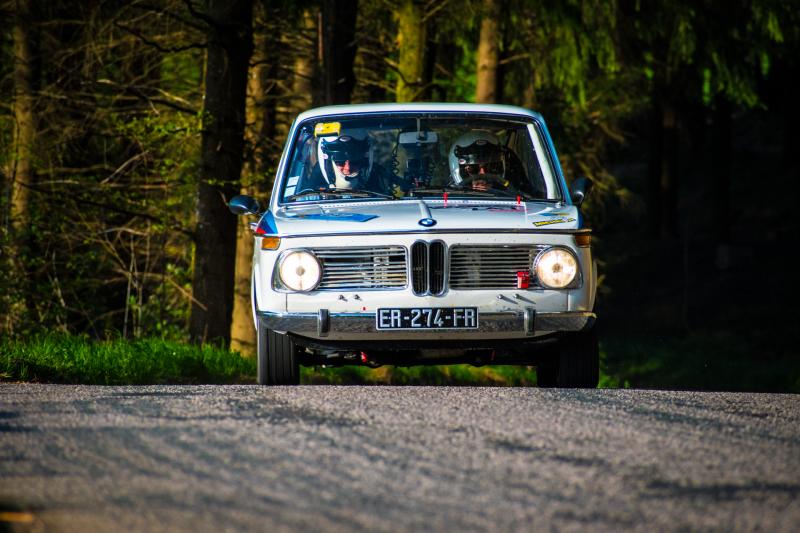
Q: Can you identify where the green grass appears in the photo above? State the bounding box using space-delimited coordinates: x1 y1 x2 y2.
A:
0 333 547 386
11 331 790 391
0 334 256 385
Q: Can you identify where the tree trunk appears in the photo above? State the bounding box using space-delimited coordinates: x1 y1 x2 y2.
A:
10 0 37 233
420 19 436 100
320 0 358 105
2 0 38 336
229 194 257 355
189 0 254 346
394 0 426 102
475 0 501 103
230 5 280 356
293 8 316 112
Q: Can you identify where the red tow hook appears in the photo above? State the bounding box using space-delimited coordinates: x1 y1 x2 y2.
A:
359 351 382 369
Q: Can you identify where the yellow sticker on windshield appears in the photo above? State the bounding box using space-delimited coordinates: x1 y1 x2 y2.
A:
314 122 341 137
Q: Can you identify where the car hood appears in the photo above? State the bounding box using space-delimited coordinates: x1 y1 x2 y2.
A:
267 199 580 235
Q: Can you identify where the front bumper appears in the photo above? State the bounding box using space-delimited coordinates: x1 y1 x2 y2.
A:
257 309 595 341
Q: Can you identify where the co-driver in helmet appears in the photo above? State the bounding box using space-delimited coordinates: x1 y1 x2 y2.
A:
448 131 511 191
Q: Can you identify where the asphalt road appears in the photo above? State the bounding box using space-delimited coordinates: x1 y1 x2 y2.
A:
1 384 799 532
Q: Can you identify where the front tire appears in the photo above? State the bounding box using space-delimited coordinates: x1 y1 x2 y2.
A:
537 326 599 388
257 323 300 385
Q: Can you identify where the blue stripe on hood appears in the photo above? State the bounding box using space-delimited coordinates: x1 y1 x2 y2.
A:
257 211 278 235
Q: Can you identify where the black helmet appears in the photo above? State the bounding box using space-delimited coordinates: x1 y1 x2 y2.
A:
321 135 370 166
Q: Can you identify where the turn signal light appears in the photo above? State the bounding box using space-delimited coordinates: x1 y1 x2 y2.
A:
574 233 592 247
260 236 280 250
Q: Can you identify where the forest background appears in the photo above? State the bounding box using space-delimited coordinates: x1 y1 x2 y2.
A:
1 0 798 391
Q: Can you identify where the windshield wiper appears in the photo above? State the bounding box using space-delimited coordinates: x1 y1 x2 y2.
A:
408 186 484 197
285 188 393 202
325 188 393 199
408 186 518 198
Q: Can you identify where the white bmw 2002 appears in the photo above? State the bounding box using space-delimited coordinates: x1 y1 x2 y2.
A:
230 103 598 387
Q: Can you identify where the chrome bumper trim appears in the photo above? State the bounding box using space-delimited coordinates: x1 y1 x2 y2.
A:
257 309 594 341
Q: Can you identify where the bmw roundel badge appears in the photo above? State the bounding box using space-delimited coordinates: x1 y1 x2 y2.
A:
418 218 437 227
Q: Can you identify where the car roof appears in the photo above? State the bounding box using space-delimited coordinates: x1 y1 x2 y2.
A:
293 103 544 123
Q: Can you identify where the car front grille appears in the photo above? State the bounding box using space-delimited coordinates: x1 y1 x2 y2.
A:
313 246 407 290
411 241 446 295
449 245 547 289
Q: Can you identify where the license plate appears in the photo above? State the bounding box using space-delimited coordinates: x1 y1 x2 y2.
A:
376 307 479 330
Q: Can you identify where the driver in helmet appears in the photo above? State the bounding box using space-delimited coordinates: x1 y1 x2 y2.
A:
321 134 372 189
449 131 508 191
302 132 393 195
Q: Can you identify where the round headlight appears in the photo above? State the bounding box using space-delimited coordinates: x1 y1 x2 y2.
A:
279 251 321 291
535 248 578 289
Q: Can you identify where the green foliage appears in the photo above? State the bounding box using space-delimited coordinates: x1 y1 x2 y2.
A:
533 68 648 230
627 0 791 108
0 333 255 385
506 0 619 107
450 35 478 103
160 50 206 95
0 3 207 339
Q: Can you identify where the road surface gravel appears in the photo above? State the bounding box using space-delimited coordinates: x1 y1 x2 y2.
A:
1 384 799 532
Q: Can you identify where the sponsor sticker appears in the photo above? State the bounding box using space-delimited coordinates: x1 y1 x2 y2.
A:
533 217 576 227
314 122 341 137
284 176 300 196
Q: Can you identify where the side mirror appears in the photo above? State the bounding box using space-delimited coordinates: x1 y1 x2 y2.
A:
569 177 593 207
228 195 261 216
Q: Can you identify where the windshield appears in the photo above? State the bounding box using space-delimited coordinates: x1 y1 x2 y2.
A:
279 114 561 204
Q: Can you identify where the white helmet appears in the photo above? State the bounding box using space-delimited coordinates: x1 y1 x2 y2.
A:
448 131 505 186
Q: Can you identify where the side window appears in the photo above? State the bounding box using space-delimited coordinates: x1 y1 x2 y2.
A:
282 129 315 199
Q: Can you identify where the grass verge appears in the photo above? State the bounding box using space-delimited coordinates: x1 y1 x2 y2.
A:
2 332 651 388
0 333 549 386
0 334 255 385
